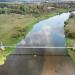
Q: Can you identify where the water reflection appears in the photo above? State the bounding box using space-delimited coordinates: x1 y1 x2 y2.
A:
19 13 70 47
0 55 44 75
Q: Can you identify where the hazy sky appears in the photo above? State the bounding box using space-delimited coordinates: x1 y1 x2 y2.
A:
21 0 75 1
24 0 75 1
6 0 75 1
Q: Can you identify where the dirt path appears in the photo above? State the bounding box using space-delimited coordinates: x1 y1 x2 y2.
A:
41 56 75 75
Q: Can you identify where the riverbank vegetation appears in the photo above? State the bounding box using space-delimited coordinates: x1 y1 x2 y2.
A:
65 13 75 64
0 2 75 65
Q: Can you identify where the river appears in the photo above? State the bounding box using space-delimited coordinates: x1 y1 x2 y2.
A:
14 12 70 55
20 13 70 47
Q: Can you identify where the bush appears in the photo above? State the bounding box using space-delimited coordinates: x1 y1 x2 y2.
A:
64 21 68 25
67 32 72 37
15 25 23 32
11 25 30 39
11 32 21 38
69 13 75 18
66 32 75 39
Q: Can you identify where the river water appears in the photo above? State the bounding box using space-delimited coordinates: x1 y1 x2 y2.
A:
19 13 70 47
15 12 70 55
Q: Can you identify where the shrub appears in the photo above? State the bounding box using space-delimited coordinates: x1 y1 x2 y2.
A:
64 21 68 25
15 25 23 32
69 13 75 18
11 32 21 38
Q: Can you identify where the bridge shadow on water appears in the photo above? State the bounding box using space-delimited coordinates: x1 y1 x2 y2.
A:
0 54 44 75
0 48 70 75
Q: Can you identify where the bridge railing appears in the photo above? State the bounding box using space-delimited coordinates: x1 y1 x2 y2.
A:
0 46 74 55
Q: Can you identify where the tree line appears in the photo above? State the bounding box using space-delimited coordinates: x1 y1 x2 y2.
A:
0 3 55 17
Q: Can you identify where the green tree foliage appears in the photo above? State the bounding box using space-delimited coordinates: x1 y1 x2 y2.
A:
0 3 53 16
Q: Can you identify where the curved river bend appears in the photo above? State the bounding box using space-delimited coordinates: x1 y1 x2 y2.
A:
15 12 70 55
20 13 70 47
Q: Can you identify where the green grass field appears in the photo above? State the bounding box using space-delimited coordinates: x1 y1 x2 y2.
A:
0 14 37 65
0 14 37 45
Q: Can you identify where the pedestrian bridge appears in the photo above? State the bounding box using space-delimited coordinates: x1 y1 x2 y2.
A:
12 47 67 55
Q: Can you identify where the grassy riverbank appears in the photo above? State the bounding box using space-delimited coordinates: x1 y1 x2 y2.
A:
65 16 75 64
0 14 37 64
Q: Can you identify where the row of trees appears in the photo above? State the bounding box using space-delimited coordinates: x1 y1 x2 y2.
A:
0 3 54 17
52 1 75 8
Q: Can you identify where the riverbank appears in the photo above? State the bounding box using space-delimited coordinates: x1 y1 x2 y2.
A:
0 14 37 64
65 16 75 64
